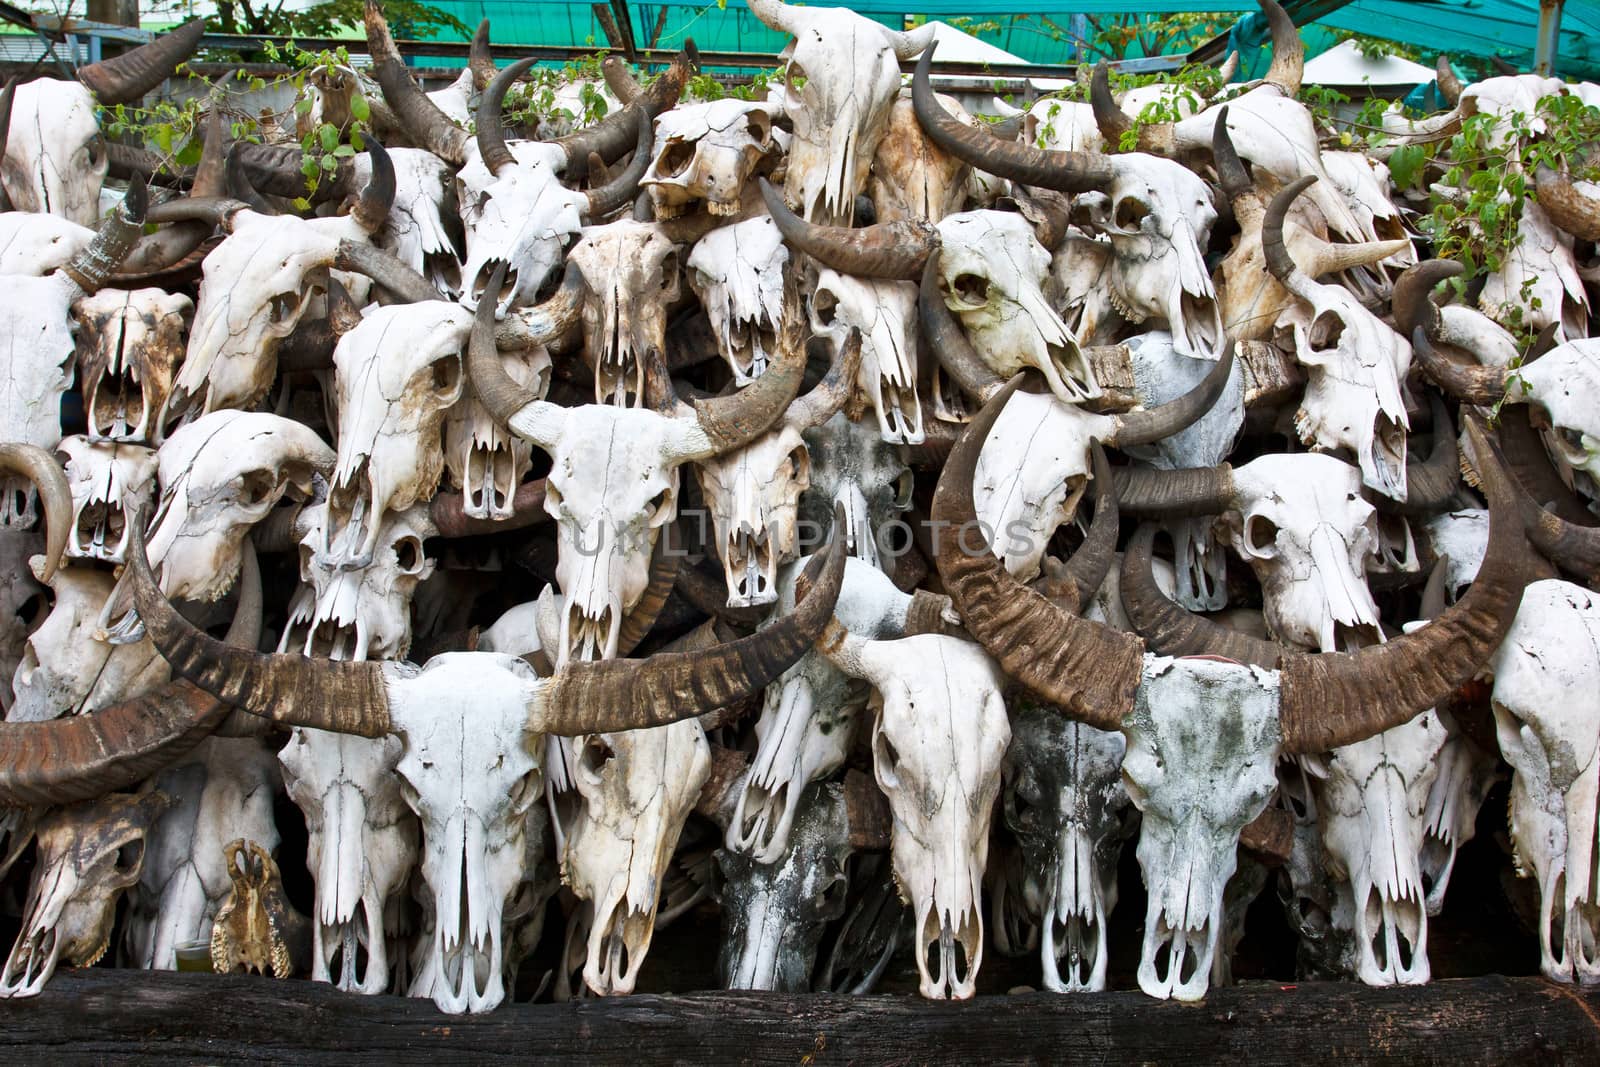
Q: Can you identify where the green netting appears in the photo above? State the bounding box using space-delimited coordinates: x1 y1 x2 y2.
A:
407 0 1600 79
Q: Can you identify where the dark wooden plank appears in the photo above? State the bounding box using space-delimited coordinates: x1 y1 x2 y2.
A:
1 971 1597 1065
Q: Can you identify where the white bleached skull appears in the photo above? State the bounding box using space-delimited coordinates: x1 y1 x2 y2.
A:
0 213 92 276
175 211 373 416
1122 655 1282 1001
644 99 780 219
71 287 191 445
279 728 419 995
393 655 546 1013
372 148 463 295
809 269 921 443
456 141 582 315
9 563 167 723
1511 339 1600 505
144 410 333 604
1 81 107 226
0 792 170 998
1490 579 1600 984
567 221 684 407
325 301 472 564
694 421 811 608
936 211 1100 405
1306 712 1447 986
0 529 45 712
716 780 852 991
279 501 435 662
1480 200 1588 344
799 410 914 569
1004 701 1133 993
0 274 81 508
442 346 548 522
686 216 789 384
759 3 932 222
1101 155 1222 362
820 630 1009 999
561 719 711 995
728 556 916 860
1318 150 1416 300
1220 454 1383 652
57 436 158 565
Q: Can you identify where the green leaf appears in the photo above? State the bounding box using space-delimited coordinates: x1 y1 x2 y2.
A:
350 93 370 122
321 155 338 172
292 197 312 211
1387 144 1425 190
332 144 355 158
154 125 173 154
296 97 314 116
349 131 365 152
320 124 340 153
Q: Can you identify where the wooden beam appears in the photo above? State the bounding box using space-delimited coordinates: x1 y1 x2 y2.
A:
1 971 1596 1063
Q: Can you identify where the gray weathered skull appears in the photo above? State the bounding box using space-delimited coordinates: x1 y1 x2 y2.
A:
71 287 191 445
567 220 683 407
0 792 170 998
867 95 971 225
1122 656 1281 1002
800 411 914 569
1004 701 1133 993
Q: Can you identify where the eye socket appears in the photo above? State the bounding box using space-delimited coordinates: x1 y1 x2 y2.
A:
812 288 839 327
812 871 849 919
578 736 616 781
507 769 541 815
394 535 425 574
645 487 672 524
238 470 277 507
746 113 772 146
659 251 680 292
1004 785 1042 833
1244 512 1280 556
114 838 145 876
268 290 301 324
1114 196 1151 230
1556 425 1591 464
950 273 990 308
786 446 809 483
658 139 695 179
1309 310 1346 352
891 469 915 511
873 729 901 789
1120 771 1148 808
85 135 106 167
783 62 809 105
431 355 462 396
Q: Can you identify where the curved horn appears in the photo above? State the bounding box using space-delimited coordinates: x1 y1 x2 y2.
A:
1109 341 1235 447
536 515 847 735
478 56 534 175
1499 404 1597 525
332 239 440 302
584 108 652 218
1212 108 1253 205
616 520 683 656
787 327 863 431
1435 55 1464 107
1260 0 1304 96
1418 552 1452 620
431 478 548 538
1276 418 1534 753
60 176 147 294
1391 258 1461 339
1387 389 1461 516
931 376 1145 730
225 143 278 215
1536 166 1600 243
1262 174 1318 293
1112 463 1237 519
128 513 393 738
920 251 1004 402
0 80 15 212
366 0 469 164
347 140 396 233
0 679 229 808
0 444 70 582
1120 524 1284 668
495 260 587 350
469 19 496 93
913 44 1116 194
552 42 699 179
1502 447 1600 585
671 286 809 456
1211 50 1241 91
465 262 540 426
1035 442 1121 614
746 0 805 36
1090 62 1133 151
761 177 937 280
1411 325 1506 406
143 195 252 231
602 55 643 105
76 18 203 106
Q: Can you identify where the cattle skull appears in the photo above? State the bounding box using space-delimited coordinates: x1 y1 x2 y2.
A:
71 288 191 445
0 213 92 276
644 99 780 219
809 269 922 443
455 141 582 315
686 216 789 384
1004 701 1133 993
1 81 107 226
936 211 1100 405
57 436 158 565
800 410 914 568
567 220 684 407
442 347 549 522
817 627 1009 999
0 792 171 998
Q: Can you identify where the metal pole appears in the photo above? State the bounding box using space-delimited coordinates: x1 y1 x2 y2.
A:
1535 0 1563 75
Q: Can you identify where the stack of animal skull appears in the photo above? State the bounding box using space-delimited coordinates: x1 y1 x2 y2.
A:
9 0 1600 1014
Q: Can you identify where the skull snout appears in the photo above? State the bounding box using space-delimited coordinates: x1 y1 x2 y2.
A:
469 259 519 315
1136 837 1224 1002
724 518 778 608
417 812 505 1013
1 865 76 999
914 896 983 1000
585 894 656 996
1041 824 1111 992
729 678 815 861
